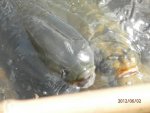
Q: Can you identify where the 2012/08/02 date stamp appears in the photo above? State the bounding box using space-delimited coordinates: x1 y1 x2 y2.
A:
118 99 141 103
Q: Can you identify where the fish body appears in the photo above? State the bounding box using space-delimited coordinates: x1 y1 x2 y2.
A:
0 0 78 99
33 0 149 86
12 0 96 88
98 0 150 67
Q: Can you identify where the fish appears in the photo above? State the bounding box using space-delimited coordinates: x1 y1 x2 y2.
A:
12 0 96 88
98 0 150 68
32 0 150 86
0 0 79 99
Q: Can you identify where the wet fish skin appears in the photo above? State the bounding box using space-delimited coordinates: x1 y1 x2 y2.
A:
0 0 79 99
38 0 147 86
13 0 96 88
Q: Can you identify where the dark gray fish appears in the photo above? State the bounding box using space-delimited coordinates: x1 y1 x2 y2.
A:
0 0 78 99
12 0 96 88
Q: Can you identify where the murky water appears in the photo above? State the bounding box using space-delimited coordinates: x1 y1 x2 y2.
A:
0 68 17 100
0 0 150 100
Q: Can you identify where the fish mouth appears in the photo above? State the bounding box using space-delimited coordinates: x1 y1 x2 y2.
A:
118 67 138 78
72 67 96 88
117 67 144 85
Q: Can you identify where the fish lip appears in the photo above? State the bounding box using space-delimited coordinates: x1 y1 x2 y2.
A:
118 67 138 78
73 67 96 88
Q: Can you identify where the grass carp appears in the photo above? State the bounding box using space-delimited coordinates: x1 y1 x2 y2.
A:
0 0 78 99
12 0 96 88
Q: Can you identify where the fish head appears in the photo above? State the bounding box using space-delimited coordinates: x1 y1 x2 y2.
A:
110 50 141 86
117 63 150 86
64 45 96 88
